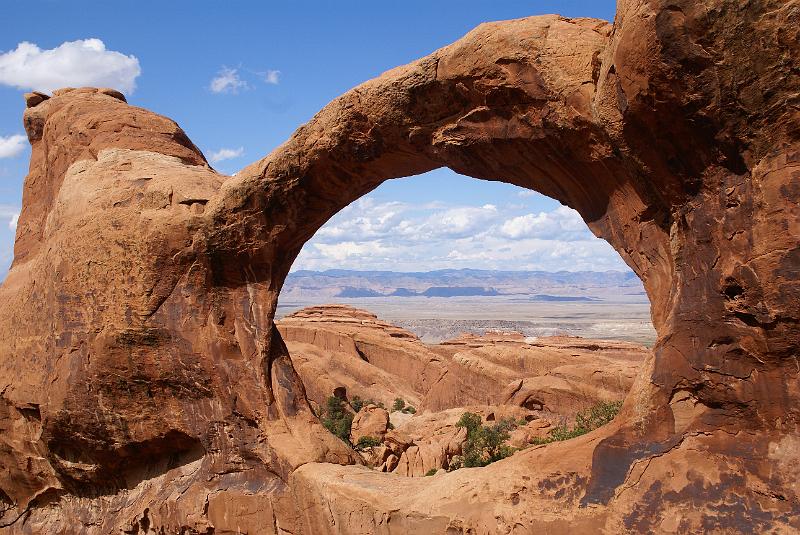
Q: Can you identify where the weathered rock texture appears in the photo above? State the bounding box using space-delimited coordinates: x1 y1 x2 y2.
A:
278 305 644 419
279 305 641 477
0 0 799 532
277 305 440 410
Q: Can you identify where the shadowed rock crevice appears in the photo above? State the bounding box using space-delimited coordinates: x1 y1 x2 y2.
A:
0 0 798 532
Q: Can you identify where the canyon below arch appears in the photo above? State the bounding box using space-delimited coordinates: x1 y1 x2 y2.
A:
0 0 798 533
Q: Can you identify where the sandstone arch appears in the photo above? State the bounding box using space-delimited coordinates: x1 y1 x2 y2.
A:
0 0 798 533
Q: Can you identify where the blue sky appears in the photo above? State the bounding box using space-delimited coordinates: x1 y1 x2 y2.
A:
0 0 626 276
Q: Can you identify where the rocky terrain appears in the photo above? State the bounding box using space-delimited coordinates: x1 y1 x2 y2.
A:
278 305 645 477
0 0 798 533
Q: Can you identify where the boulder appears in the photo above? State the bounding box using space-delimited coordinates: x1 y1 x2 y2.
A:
350 405 390 444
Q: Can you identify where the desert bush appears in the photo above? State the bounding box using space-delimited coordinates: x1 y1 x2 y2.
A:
456 412 517 468
425 468 438 476
350 395 365 413
349 395 381 413
356 435 382 449
392 398 406 412
322 395 354 443
532 400 622 445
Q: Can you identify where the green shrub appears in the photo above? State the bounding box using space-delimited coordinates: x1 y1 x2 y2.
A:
532 400 622 445
349 395 381 413
356 435 382 450
322 395 354 443
350 395 365 413
574 400 622 431
455 412 517 468
406 406 416 414
456 412 482 434
425 468 438 476
392 398 406 412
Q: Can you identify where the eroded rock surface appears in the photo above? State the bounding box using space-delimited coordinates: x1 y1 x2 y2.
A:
1 0 798 532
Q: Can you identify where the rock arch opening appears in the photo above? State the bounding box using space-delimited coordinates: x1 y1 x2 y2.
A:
1 2 797 532
273 168 655 475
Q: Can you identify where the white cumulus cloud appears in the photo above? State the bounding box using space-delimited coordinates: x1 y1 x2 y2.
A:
209 147 244 163
500 206 593 241
0 134 27 159
289 193 627 273
0 39 141 94
209 67 248 94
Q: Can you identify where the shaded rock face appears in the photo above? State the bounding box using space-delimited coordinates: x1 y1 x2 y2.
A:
0 0 797 532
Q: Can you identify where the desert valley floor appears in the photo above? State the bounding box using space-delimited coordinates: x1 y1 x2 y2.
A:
278 295 656 346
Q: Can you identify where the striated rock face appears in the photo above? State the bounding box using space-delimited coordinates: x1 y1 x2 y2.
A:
278 305 442 410
278 305 644 420
426 332 644 412
281 305 640 478
0 0 799 532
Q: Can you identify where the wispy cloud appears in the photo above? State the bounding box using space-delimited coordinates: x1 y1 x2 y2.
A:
209 147 244 163
0 39 140 94
0 134 27 159
263 69 280 85
209 67 248 94
210 66 281 93
0 205 20 230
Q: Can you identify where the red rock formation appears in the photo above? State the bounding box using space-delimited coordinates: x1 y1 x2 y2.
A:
0 0 798 532
349 405 390 444
425 332 644 412
278 305 442 409
0 88 357 534
280 306 640 478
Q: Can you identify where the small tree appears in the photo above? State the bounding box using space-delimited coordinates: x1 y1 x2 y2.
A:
456 412 515 468
322 395 353 443
392 398 406 412
456 412 482 434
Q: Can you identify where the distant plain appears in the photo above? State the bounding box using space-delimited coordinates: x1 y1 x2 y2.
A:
278 293 655 346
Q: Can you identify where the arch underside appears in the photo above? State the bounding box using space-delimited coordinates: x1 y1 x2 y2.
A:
0 1 798 533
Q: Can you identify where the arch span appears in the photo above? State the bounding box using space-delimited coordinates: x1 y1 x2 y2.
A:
0 0 797 532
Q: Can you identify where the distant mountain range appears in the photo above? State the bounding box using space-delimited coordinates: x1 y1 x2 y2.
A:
281 269 645 301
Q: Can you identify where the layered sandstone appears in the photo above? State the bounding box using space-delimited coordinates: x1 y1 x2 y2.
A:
0 0 798 532
278 306 645 420
278 305 642 479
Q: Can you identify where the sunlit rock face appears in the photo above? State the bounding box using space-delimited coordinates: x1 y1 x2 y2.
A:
1 0 798 532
